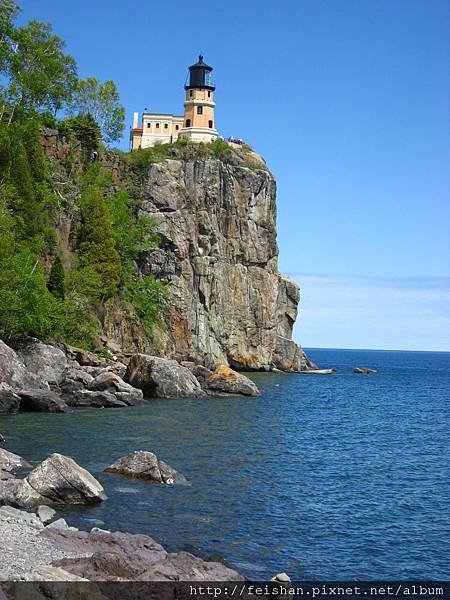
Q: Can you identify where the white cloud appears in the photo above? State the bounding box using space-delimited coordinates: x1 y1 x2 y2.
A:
289 273 450 351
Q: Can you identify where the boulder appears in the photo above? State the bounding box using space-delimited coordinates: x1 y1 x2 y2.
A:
17 389 67 412
0 476 20 506
0 340 47 390
0 383 20 413
14 338 67 385
88 372 144 404
36 504 56 524
62 344 106 367
0 448 30 472
19 453 106 505
42 528 243 582
206 366 260 397
62 368 94 386
354 367 378 374
192 364 214 388
0 505 43 529
104 451 186 484
138 551 245 581
67 390 127 408
125 354 206 399
113 391 146 406
42 527 167 566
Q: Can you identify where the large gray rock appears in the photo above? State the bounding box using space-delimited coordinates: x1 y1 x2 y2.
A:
0 340 48 390
88 372 144 404
0 448 30 472
14 338 67 385
17 389 67 413
16 453 106 506
66 390 127 408
206 366 260 397
104 451 186 484
0 383 20 413
62 368 94 386
125 354 206 398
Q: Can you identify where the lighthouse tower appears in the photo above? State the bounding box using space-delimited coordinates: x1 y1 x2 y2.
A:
181 55 218 143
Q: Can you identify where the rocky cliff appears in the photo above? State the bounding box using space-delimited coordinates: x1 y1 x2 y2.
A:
133 150 310 371
42 131 311 371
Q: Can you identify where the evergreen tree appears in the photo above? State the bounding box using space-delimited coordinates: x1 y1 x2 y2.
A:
47 254 65 299
78 187 122 298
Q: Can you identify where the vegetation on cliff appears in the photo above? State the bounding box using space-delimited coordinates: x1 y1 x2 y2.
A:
0 1 166 350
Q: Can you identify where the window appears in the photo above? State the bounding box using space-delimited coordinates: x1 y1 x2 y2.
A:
186 119 191 127
175 125 179 130
208 91 211 98
189 90 193 97
147 122 151 128
208 120 213 128
155 123 160 128
164 123 168 129
197 106 203 115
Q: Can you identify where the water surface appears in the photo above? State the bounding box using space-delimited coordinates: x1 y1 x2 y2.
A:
1 349 449 579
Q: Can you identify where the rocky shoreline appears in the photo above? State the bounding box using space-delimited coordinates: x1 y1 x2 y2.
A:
0 336 262 583
0 337 261 417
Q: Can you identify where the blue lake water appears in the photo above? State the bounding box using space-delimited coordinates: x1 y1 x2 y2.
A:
1 348 449 580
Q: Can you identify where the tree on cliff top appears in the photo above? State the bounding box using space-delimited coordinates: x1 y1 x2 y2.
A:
68 77 125 144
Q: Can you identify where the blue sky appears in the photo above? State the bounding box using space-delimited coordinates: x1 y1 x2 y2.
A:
18 0 450 351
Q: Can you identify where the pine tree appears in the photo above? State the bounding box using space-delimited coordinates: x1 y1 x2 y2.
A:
78 187 122 299
47 254 65 299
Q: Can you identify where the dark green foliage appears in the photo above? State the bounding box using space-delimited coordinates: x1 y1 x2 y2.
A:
65 113 101 161
0 2 166 350
78 187 122 299
47 254 65 299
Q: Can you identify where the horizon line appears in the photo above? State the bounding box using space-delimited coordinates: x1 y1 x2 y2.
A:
302 346 450 353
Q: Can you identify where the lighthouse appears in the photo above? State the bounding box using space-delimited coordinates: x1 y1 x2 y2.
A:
180 55 218 143
130 54 218 150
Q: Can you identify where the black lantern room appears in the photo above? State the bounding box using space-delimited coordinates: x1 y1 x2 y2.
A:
185 55 215 91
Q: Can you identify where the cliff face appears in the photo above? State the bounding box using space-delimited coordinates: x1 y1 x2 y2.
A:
42 131 309 371
135 153 309 371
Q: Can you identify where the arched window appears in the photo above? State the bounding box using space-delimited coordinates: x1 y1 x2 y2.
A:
155 123 160 128
186 119 191 127
208 120 213 128
197 106 203 115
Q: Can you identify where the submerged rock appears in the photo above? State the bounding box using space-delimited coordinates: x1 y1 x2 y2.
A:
354 367 378 374
104 451 186 484
15 453 106 507
206 366 260 397
125 354 206 398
